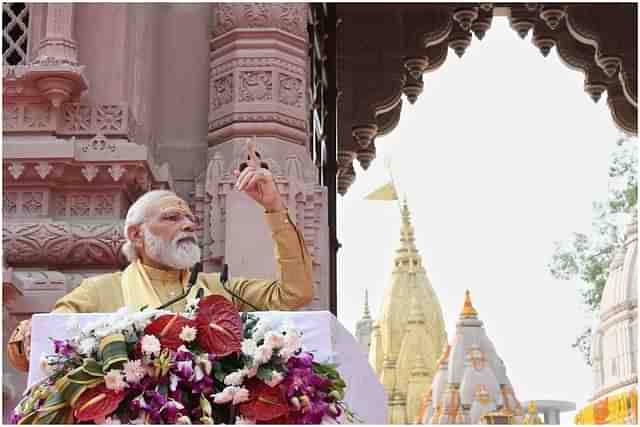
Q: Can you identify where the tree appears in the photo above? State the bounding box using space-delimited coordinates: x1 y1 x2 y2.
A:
549 136 637 365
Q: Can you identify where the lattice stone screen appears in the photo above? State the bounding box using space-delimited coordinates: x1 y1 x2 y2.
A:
2 3 29 66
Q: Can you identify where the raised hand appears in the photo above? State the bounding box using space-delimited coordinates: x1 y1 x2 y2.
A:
233 138 285 213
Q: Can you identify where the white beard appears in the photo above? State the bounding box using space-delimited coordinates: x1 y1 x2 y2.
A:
144 229 201 270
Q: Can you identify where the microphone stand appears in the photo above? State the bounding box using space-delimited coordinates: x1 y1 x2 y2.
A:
156 262 203 310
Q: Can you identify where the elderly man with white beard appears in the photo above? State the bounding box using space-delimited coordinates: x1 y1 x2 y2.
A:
8 149 313 371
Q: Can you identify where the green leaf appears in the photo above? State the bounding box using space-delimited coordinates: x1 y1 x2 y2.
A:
256 366 273 382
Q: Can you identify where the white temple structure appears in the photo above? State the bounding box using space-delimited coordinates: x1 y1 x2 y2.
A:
576 216 638 424
419 290 526 424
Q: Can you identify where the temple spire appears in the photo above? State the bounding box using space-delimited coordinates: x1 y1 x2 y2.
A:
460 289 478 318
363 289 371 319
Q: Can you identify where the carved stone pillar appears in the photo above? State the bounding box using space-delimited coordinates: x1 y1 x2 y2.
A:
37 4 79 64
23 3 87 107
204 3 329 310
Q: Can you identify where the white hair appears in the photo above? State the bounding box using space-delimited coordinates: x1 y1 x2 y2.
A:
121 190 177 262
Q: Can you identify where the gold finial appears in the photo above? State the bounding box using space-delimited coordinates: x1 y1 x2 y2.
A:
461 289 478 317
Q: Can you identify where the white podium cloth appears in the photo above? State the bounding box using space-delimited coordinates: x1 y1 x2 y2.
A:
28 311 386 424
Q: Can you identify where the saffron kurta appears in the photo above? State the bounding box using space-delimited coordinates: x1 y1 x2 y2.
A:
53 211 313 313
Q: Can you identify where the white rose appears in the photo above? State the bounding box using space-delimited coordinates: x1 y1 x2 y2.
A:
241 339 258 357
253 344 273 365
232 387 250 404
252 319 271 340
78 337 99 356
212 386 237 404
140 335 161 356
224 371 245 386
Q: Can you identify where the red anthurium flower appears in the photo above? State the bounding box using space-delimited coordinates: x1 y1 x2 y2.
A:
239 379 289 422
195 295 242 356
144 314 196 351
73 384 125 422
257 413 290 424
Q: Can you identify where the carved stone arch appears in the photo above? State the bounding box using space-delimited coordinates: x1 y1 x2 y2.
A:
418 6 455 49
377 101 403 138
552 21 615 104
565 5 626 74
531 15 557 58
336 3 637 195
607 78 637 136
424 42 449 75
564 3 637 108
471 6 493 41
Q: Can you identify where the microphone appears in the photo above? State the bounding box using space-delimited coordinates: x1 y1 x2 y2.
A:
220 263 260 312
156 262 203 310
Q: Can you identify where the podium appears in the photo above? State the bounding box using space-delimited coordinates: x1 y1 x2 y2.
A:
28 311 387 424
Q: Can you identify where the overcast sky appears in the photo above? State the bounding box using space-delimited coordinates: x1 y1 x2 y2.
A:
337 17 629 422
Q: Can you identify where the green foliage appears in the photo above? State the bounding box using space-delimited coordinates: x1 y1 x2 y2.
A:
549 136 637 365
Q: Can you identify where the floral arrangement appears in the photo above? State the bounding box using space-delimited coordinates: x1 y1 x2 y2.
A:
11 295 355 425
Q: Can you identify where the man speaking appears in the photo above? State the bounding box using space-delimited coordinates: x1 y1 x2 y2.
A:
8 143 313 370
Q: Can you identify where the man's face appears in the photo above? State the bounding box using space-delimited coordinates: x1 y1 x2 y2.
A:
136 196 201 269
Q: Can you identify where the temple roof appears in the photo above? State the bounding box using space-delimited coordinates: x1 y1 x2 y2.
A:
363 199 447 424
420 291 525 424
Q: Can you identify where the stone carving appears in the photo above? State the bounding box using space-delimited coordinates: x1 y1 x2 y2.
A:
96 105 125 132
81 134 117 153
278 4 306 37
210 74 234 111
63 103 92 131
8 162 25 180
279 74 304 107
81 165 99 183
108 164 126 182
205 152 227 266
211 58 304 78
209 112 306 132
23 104 50 129
3 104 19 129
22 192 44 217
244 3 269 27
3 192 18 216
127 110 137 143
94 194 115 217
54 193 67 216
239 71 273 102
212 3 307 38
35 161 53 179
3 221 126 267
70 194 91 217
335 4 637 194
214 3 235 35
14 270 67 292
2 104 56 131
61 103 130 136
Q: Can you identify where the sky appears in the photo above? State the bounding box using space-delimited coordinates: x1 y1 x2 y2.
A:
337 17 630 422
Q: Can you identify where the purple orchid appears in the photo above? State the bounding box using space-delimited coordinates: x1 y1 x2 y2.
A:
52 339 76 358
